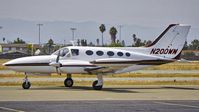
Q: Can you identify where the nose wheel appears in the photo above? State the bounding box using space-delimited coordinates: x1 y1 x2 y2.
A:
22 75 31 89
64 74 74 87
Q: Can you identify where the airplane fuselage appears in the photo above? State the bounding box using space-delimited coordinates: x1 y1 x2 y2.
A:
4 46 167 74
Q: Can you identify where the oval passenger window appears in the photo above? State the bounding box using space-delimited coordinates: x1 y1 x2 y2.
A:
96 51 104 56
86 50 93 55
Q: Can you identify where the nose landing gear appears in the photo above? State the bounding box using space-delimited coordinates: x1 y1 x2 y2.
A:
22 74 31 89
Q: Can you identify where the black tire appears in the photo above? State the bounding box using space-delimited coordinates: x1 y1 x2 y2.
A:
92 80 103 90
64 78 73 87
22 82 31 89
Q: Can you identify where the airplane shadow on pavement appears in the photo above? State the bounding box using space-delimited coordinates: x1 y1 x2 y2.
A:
26 86 199 93
29 86 140 93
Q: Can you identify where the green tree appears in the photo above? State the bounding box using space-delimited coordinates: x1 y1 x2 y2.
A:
109 27 117 44
108 43 123 47
27 44 33 55
81 39 87 46
2 37 5 43
13 37 26 44
122 40 125 46
189 39 199 50
47 39 54 54
132 34 152 47
99 24 106 46
145 40 152 46
132 34 137 42
48 39 54 46
132 34 137 46
41 39 56 55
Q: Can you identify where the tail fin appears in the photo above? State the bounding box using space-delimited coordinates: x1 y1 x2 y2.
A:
146 24 191 59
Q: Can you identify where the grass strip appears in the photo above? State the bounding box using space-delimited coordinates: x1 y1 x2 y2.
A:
1 80 199 86
0 73 199 78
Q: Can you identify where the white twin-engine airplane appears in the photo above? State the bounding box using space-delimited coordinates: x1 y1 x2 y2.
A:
3 24 191 90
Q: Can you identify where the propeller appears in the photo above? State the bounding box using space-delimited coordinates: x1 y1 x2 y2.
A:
56 51 61 75
49 50 62 75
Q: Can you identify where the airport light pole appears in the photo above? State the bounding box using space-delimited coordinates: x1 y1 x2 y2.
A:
118 25 123 42
70 28 76 41
0 26 2 43
37 24 43 46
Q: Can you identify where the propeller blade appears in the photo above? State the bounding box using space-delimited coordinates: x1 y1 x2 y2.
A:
52 51 61 75
56 51 60 63
55 66 61 75
56 66 58 73
56 67 61 75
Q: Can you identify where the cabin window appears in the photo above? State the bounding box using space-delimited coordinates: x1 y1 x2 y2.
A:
86 50 93 55
71 49 79 56
117 52 123 56
96 51 104 56
125 52 131 57
107 51 114 56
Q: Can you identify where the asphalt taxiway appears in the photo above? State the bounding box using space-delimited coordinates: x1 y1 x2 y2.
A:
1 100 199 112
0 85 199 112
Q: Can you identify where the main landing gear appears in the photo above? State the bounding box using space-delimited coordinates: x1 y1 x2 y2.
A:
22 74 31 89
92 74 103 90
63 73 103 90
64 74 74 87
21 73 104 90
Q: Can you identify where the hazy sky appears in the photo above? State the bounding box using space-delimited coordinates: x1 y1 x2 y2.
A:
0 0 199 27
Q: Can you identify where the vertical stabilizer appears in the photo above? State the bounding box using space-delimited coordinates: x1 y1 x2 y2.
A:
146 24 191 59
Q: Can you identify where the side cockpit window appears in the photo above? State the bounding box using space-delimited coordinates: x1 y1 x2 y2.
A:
60 48 69 57
71 49 79 56
52 48 69 57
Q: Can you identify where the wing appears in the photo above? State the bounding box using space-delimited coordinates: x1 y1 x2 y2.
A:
58 56 174 74
88 57 175 74
58 59 132 74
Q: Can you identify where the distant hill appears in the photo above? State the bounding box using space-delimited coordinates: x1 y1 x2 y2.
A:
0 18 197 46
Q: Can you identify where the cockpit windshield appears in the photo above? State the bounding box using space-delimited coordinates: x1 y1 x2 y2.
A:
52 48 70 57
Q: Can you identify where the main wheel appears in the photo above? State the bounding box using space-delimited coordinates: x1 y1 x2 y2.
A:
92 80 103 90
22 82 31 89
64 78 73 87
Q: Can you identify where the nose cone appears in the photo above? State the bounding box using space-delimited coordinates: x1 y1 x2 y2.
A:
3 59 18 66
2 62 7 66
3 55 56 73
3 55 56 67
3 60 12 66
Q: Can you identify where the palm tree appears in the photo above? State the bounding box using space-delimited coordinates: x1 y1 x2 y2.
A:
109 27 117 44
48 39 54 54
99 24 106 46
2 37 5 43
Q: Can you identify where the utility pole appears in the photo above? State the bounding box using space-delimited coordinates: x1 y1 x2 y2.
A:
119 25 122 42
0 26 3 43
37 24 43 46
70 28 76 41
